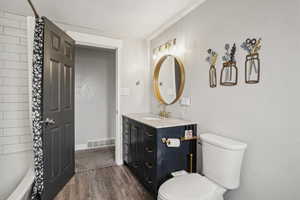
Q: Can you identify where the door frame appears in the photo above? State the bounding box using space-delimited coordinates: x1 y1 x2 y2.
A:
67 31 123 165
27 17 124 166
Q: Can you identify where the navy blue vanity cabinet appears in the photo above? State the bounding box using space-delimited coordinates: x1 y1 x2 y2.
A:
122 115 197 196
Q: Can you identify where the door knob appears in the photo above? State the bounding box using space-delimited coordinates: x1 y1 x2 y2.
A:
42 118 56 126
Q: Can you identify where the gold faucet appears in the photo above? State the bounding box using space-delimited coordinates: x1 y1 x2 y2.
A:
159 105 170 118
159 110 170 118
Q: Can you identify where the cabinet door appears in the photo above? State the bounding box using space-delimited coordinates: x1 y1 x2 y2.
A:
156 126 191 186
130 124 139 169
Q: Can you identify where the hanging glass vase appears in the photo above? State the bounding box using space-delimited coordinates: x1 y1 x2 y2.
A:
220 61 238 86
209 65 217 88
245 53 260 84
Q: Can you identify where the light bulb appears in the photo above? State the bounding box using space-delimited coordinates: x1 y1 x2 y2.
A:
153 53 157 60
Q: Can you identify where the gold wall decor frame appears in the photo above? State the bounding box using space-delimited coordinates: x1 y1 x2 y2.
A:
220 61 238 86
220 43 238 86
206 49 218 88
241 38 262 84
153 55 185 105
245 53 260 84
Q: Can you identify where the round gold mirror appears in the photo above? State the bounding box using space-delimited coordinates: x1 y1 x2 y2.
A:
153 55 185 105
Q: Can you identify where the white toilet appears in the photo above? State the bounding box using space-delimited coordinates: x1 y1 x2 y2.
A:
158 133 247 200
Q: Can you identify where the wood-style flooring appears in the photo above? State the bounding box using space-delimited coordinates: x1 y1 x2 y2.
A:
54 148 154 200
75 147 115 173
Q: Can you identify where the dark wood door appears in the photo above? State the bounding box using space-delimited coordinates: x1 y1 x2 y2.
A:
42 17 75 200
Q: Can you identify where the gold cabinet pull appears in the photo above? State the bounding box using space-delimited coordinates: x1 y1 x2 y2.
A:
133 162 139 168
146 177 153 184
145 162 153 169
145 131 154 137
145 147 153 153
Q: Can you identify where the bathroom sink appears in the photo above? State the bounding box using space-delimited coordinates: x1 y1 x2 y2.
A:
143 117 161 121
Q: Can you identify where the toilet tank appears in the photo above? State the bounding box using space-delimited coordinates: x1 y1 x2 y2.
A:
200 133 247 190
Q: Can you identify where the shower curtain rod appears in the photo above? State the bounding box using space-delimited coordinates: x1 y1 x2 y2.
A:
27 0 39 18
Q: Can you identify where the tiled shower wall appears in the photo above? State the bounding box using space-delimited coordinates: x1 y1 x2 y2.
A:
0 10 32 199
0 10 31 154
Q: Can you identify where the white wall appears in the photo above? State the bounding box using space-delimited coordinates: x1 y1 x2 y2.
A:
119 39 151 114
56 23 152 116
75 46 116 147
150 0 300 199
0 11 32 200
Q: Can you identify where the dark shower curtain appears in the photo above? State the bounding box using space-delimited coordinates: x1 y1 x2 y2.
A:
31 17 45 200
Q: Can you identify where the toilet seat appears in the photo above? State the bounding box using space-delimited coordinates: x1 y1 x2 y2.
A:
158 173 226 200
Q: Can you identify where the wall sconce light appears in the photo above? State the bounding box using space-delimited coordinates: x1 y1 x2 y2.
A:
152 39 177 60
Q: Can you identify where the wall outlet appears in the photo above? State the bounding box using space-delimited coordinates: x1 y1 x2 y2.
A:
180 96 191 106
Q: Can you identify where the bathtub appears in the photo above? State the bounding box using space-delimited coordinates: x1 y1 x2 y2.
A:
7 168 34 200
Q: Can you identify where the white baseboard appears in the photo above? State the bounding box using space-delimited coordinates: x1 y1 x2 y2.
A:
116 159 123 166
75 144 88 151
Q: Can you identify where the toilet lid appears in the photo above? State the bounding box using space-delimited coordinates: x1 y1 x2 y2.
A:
158 174 221 200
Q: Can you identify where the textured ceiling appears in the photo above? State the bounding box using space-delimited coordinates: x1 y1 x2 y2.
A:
0 0 205 38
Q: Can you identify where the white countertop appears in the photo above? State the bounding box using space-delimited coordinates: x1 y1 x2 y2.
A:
123 113 197 129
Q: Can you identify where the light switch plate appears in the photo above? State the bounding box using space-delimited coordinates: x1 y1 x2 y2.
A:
120 88 130 96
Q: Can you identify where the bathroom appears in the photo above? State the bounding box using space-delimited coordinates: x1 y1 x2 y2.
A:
0 0 300 200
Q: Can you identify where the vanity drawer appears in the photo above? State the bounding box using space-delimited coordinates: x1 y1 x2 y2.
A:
144 176 155 193
144 145 155 161
143 162 156 193
143 126 156 143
